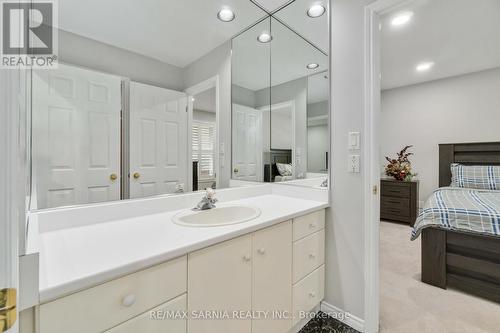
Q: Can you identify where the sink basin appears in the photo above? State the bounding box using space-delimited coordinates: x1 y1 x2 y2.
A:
172 205 261 227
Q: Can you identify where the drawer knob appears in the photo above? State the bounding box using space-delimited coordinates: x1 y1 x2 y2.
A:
257 248 266 255
309 292 316 298
309 253 316 259
309 223 316 229
122 294 136 307
242 255 252 262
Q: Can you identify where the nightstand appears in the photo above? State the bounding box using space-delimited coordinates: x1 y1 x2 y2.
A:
380 178 419 226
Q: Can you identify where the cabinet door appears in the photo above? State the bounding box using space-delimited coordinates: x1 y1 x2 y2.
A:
188 235 252 333
252 221 292 333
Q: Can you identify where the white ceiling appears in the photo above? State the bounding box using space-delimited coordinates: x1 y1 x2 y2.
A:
252 0 293 13
232 17 328 91
381 0 500 90
58 0 267 68
194 88 216 113
273 0 329 54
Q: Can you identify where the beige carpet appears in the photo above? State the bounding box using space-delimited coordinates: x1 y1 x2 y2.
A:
379 221 500 333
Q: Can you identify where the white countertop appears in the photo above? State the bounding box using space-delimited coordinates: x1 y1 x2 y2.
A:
37 194 328 303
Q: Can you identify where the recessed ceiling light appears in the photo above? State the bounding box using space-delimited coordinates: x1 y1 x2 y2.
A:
391 11 413 26
217 8 235 22
307 63 319 69
416 62 434 72
257 32 272 43
307 4 326 18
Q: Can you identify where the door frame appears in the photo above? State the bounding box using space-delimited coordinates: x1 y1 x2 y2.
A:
185 76 220 191
363 0 414 332
1 66 26 333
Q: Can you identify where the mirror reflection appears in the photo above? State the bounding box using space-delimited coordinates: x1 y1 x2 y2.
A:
29 0 330 211
231 4 329 189
30 0 268 210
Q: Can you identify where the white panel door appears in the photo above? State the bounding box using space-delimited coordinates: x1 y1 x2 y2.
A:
232 104 262 181
32 64 121 209
129 82 187 198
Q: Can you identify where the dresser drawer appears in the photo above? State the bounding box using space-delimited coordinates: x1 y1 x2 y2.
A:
39 256 187 333
293 210 325 241
293 230 325 283
292 265 325 326
382 184 410 198
105 294 187 333
381 196 410 209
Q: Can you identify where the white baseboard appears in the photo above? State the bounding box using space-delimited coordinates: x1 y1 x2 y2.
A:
320 301 365 332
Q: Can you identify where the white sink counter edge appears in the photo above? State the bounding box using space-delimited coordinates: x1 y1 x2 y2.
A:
32 189 328 303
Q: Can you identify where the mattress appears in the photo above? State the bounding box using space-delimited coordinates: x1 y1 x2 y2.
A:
411 187 500 240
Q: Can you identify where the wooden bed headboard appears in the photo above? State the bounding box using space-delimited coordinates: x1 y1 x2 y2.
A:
439 142 500 187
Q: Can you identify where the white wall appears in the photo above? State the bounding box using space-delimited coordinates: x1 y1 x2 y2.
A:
183 42 232 188
193 110 216 123
327 0 376 322
270 109 293 150
59 30 184 90
308 100 329 117
256 78 309 176
381 68 500 203
308 125 329 172
232 84 257 108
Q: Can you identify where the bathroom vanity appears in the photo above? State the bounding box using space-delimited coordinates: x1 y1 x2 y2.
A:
28 186 327 333
17 2 331 333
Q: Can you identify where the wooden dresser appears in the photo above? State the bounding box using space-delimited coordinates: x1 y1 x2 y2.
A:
380 178 419 226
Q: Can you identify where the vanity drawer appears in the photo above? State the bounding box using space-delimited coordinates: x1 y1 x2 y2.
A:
293 210 325 241
293 230 325 283
105 293 187 333
292 265 325 326
39 256 187 333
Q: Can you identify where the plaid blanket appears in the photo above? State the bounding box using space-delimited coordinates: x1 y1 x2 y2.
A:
411 187 500 240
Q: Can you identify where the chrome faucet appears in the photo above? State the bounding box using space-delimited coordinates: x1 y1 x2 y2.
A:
194 188 218 210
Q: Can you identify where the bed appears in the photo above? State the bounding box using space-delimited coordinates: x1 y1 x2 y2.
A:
263 149 292 182
414 142 500 302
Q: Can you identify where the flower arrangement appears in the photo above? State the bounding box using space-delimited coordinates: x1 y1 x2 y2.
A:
385 145 417 181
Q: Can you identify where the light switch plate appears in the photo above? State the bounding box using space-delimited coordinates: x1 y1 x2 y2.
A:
348 155 360 173
348 132 360 150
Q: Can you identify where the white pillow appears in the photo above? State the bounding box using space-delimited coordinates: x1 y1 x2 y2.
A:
276 163 293 177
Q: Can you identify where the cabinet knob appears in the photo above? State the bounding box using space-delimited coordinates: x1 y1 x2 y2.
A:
242 255 252 262
133 172 141 179
257 248 266 255
110 173 118 181
309 223 316 229
309 292 316 298
122 294 136 307
309 253 316 259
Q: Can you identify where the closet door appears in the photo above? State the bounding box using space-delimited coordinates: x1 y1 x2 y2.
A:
129 82 188 198
32 63 121 209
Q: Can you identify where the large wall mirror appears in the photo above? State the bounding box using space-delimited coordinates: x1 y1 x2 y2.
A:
29 0 269 210
231 0 330 189
29 0 329 211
